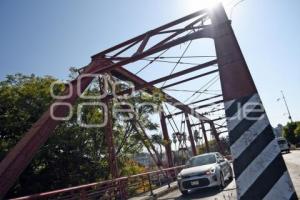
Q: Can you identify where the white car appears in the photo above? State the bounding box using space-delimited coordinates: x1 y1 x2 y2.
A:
177 152 233 195
276 137 290 153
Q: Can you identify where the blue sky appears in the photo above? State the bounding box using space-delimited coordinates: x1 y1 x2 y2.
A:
0 0 299 129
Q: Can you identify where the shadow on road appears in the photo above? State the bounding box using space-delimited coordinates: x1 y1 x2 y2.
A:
159 179 235 200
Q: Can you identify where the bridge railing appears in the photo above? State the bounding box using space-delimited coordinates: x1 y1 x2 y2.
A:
11 165 184 200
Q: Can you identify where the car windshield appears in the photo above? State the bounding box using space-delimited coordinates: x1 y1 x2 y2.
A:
278 140 286 145
186 154 217 167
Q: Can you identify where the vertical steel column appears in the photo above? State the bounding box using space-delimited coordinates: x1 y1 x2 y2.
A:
210 4 297 199
159 111 173 168
101 78 119 179
209 122 225 155
200 121 210 153
184 113 197 156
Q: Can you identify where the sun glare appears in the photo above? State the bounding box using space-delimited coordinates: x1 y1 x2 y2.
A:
186 0 222 12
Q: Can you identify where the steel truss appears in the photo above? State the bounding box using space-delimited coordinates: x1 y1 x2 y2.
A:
1 3 295 199
0 6 223 198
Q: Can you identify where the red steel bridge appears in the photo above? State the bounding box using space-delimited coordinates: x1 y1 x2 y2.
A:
0 3 297 200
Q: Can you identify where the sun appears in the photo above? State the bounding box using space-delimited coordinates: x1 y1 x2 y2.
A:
186 0 224 12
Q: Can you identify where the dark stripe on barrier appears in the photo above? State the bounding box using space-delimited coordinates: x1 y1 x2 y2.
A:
289 192 298 200
233 125 274 179
225 95 252 118
229 104 264 145
240 154 287 200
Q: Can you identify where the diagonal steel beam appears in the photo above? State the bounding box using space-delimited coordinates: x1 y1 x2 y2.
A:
110 65 212 122
92 10 207 57
105 59 217 98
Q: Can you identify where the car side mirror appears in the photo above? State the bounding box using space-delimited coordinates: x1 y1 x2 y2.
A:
185 164 191 168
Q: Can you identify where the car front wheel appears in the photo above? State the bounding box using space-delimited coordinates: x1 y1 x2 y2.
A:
219 173 225 189
180 189 188 195
229 168 233 181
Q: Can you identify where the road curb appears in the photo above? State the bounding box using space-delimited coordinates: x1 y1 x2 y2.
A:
152 184 178 199
131 182 178 200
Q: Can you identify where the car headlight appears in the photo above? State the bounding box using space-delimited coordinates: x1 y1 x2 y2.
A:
205 167 216 175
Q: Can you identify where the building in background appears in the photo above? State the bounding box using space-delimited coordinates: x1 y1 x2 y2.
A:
273 124 284 138
133 153 152 167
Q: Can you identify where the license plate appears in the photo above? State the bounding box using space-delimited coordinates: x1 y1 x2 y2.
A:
190 180 199 186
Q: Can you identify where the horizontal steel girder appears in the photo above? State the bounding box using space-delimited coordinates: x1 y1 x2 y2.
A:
110 64 212 122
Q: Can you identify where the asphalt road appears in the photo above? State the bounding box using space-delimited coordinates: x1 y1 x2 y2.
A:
158 150 300 200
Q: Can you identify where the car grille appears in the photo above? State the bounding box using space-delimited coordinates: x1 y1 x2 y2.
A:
182 178 210 189
182 172 206 179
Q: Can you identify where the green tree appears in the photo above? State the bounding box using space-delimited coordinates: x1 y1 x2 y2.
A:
151 134 163 158
295 124 300 141
0 73 159 198
283 122 300 145
0 74 109 197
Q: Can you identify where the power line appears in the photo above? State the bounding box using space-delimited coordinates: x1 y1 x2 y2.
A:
161 40 193 87
164 88 220 95
164 104 180 133
145 55 216 59
141 58 201 66
135 48 169 75
183 75 219 103
229 0 248 19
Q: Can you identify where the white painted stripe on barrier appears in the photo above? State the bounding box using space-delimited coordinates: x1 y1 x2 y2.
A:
230 114 269 159
263 171 295 200
227 94 261 131
236 139 280 198
224 99 235 110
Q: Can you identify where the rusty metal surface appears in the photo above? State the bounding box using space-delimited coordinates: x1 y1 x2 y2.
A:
111 66 212 122
184 114 197 156
160 112 174 168
92 10 207 58
200 121 210 153
0 5 229 198
210 3 297 199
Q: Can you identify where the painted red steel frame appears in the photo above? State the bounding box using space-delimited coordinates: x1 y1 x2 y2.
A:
187 94 223 105
92 10 207 57
111 66 218 158
209 4 297 198
111 65 215 125
185 114 197 156
11 165 184 200
103 90 119 179
0 7 222 198
105 59 218 99
161 69 219 89
200 120 210 153
87 24 214 77
165 99 224 118
159 112 174 168
111 67 212 122
111 66 226 158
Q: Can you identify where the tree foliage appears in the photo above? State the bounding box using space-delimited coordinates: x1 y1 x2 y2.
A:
0 73 159 198
283 121 300 145
151 134 163 158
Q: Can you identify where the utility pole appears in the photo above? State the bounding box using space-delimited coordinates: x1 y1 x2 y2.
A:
280 90 293 122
